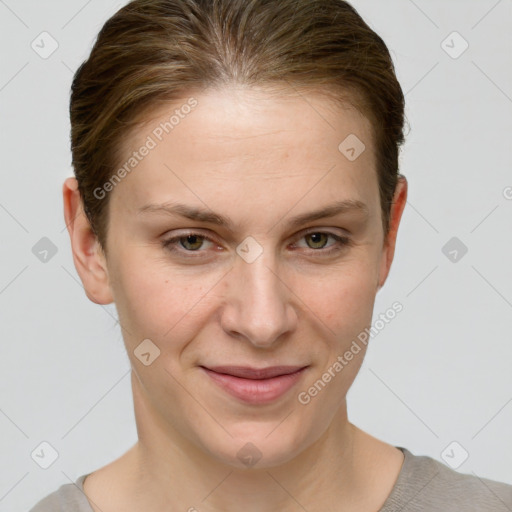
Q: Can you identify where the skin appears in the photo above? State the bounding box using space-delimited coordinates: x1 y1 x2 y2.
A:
63 84 408 512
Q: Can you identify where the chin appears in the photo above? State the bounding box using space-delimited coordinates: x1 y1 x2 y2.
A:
196 419 315 470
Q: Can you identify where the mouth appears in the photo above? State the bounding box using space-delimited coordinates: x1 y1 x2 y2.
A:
200 365 309 404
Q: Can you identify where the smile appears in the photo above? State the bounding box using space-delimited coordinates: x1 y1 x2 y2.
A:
200 365 309 404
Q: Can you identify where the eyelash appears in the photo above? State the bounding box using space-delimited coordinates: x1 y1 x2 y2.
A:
161 230 352 258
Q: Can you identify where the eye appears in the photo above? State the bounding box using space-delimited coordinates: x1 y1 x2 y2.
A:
162 232 216 254
293 231 351 254
161 230 351 258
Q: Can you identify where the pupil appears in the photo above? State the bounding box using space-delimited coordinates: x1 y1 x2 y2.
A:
184 235 202 250
309 233 326 248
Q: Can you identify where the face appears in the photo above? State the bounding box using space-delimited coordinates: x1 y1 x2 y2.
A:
82 85 406 468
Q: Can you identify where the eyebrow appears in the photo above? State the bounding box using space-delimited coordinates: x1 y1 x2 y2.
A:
137 199 369 231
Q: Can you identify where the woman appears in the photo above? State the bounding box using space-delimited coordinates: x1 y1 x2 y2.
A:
30 0 512 510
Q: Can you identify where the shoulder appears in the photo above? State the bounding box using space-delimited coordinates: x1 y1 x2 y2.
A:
29 475 93 512
381 447 512 511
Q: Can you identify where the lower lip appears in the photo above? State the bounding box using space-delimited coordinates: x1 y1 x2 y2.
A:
202 367 307 404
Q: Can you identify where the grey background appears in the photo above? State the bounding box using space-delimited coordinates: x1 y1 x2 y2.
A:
1 0 511 510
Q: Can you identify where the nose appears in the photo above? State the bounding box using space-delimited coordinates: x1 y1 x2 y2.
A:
220 251 298 348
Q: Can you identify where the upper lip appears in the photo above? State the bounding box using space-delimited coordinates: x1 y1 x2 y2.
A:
202 365 307 380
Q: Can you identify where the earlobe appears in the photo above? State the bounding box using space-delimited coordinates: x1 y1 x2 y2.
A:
377 175 408 290
63 177 114 305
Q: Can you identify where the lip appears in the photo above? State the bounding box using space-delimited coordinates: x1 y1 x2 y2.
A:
201 365 308 404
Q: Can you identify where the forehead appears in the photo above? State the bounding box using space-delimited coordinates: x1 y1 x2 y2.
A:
110 85 378 218
124 84 373 159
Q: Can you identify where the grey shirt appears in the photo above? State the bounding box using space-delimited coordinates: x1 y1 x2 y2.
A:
29 446 512 511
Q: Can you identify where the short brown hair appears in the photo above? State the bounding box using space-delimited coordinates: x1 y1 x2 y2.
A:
70 0 405 250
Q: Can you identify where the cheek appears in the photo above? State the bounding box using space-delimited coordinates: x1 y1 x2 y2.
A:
296 260 378 336
109 254 222 346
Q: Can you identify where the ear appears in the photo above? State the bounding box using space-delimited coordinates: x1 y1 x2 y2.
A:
63 177 114 305
377 175 408 290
